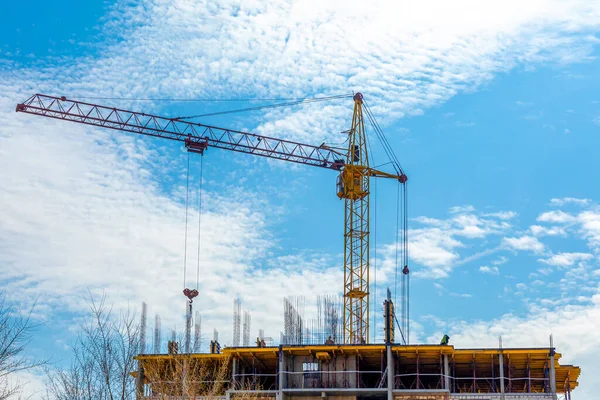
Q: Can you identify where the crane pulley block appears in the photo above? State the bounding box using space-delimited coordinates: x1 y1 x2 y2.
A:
185 138 209 154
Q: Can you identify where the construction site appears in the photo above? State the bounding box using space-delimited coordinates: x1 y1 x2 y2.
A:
15 93 581 400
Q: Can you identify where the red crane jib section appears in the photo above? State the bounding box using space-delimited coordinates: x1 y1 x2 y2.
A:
16 94 346 169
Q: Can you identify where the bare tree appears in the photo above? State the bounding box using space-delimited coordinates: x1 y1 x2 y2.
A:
44 294 139 400
0 292 45 400
141 354 261 400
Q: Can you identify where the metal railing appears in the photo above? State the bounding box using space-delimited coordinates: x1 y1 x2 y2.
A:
451 395 554 400
281 370 385 389
393 373 550 393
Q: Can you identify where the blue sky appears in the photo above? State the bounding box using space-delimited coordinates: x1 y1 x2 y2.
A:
2 0 600 398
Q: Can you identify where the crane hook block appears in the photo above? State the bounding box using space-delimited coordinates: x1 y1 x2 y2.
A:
183 288 199 302
184 138 209 155
398 173 408 184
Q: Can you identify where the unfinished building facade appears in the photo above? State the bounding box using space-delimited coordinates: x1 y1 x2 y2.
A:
134 344 579 400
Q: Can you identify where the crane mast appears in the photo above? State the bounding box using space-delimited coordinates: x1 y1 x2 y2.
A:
16 93 407 344
337 93 370 343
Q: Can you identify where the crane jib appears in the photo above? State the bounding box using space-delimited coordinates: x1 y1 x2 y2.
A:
15 94 349 171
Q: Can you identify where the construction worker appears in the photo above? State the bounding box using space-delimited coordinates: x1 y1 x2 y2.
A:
260 338 266 347
440 334 450 345
325 336 334 345
256 337 262 347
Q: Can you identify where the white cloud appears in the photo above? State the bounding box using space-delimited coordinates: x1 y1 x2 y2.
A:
503 235 545 253
538 252 594 267
579 210 600 252
516 282 527 290
515 100 533 107
550 197 591 206
409 227 463 277
530 224 567 236
537 210 577 223
483 211 518 220
479 265 499 275
491 256 509 265
449 205 475 214
409 206 513 278
450 292 473 298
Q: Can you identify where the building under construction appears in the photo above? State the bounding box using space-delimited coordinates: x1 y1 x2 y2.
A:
133 294 580 400
134 337 580 400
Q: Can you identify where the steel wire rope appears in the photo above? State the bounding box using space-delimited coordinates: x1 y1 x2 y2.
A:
196 155 204 290
363 101 405 174
183 151 191 289
365 104 401 169
365 116 377 343
404 183 409 344
363 102 404 343
174 94 353 120
394 183 401 309
372 177 377 342
69 93 353 102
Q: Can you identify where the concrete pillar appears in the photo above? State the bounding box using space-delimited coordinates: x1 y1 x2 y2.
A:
135 361 144 400
278 345 285 400
549 335 557 400
443 354 450 392
232 357 238 390
499 336 505 400
387 345 394 400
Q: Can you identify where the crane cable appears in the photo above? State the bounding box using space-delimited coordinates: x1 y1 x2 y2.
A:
183 151 191 290
196 155 204 290
174 94 353 120
403 183 409 344
69 93 353 102
372 177 377 341
362 101 405 175
365 119 377 342
183 153 202 304
394 183 401 307
362 99 409 344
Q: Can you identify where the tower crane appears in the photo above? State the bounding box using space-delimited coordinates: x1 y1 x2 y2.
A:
15 92 407 344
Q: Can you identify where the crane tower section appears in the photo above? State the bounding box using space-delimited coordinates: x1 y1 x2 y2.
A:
337 92 370 344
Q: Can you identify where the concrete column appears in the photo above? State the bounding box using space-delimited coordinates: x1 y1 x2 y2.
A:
499 336 505 400
443 355 450 392
135 361 144 400
278 345 285 400
387 345 394 400
549 335 557 400
232 357 238 390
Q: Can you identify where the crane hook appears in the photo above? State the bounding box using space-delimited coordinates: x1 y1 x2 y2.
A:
183 288 199 303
